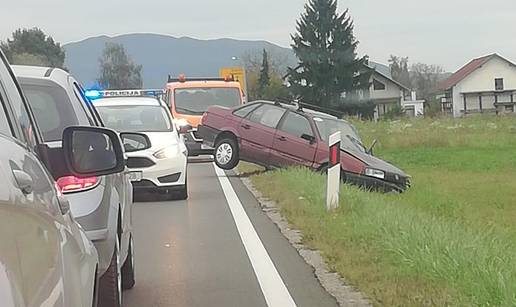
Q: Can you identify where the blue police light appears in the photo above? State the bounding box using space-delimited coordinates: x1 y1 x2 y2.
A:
85 90 102 100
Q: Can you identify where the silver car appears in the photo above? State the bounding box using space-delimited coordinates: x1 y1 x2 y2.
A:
0 50 107 306
14 65 137 307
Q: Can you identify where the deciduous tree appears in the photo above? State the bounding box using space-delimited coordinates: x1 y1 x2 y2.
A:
1 28 65 68
97 43 143 90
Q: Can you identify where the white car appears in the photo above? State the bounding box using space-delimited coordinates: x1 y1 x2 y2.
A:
91 91 189 200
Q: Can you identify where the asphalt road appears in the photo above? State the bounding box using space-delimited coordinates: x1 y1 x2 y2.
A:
124 162 338 307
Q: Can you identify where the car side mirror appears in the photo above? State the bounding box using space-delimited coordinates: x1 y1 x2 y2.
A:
63 126 125 177
367 139 378 155
120 132 152 153
301 134 316 144
178 124 193 134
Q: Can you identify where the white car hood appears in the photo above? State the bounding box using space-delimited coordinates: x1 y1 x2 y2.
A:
127 131 185 156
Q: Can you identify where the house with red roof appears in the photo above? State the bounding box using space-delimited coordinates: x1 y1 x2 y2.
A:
438 54 516 117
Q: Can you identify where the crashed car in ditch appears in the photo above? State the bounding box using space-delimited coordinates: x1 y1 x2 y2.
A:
198 100 410 193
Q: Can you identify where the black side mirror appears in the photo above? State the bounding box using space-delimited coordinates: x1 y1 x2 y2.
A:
63 126 125 177
367 139 378 155
179 124 193 134
120 132 152 153
301 134 316 144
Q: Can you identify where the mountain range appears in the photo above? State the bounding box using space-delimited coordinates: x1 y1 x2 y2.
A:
63 33 297 89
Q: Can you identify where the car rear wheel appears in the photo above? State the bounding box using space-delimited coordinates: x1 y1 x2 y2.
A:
214 138 239 170
98 236 122 307
121 235 135 290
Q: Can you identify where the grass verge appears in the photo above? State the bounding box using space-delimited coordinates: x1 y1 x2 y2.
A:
241 115 516 306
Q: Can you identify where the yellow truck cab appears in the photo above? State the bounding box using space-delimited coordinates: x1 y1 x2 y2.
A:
165 75 245 156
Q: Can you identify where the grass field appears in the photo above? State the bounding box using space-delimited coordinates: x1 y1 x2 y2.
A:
241 115 516 306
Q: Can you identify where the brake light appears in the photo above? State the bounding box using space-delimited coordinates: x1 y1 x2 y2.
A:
56 176 99 193
200 112 207 125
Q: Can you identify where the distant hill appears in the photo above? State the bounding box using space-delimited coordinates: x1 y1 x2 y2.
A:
63 33 297 88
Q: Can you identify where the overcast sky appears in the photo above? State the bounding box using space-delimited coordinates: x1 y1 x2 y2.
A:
1 0 515 72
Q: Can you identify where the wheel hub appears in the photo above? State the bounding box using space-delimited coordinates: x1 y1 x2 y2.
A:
216 143 233 165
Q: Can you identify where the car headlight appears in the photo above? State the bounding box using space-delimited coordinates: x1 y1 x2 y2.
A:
154 145 179 159
365 168 385 179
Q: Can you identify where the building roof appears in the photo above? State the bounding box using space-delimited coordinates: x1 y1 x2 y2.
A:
365 62 411 91
438 53 515 90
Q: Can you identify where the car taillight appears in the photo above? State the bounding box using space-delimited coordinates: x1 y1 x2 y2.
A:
200 112 207 125
56 176 99 193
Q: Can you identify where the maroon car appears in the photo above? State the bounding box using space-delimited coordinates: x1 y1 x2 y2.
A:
198 100 410 192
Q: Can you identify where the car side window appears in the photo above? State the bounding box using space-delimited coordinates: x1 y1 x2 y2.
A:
248 104 286 128
234 103 260 118
71 82 98 126
0 59 37 146
0 93 12 136
279 112 314 139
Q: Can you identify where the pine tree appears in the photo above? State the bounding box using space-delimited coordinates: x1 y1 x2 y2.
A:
257 49 271 98
288 0 370 107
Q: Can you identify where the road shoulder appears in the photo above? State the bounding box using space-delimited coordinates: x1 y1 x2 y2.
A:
237 173 371 307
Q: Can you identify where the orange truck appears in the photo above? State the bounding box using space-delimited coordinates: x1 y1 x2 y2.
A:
165 75 245 156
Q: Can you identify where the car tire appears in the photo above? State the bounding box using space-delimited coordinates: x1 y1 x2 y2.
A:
214 137 239 170
98 236 122 307
121 235 135 290
176 177 188 200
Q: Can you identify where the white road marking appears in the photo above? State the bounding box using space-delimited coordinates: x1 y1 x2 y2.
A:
214 164 297 307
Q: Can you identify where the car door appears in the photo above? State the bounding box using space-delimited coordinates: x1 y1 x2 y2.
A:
0 99 25 307
237 103 286 164
0 58 93 307
272 111 318 167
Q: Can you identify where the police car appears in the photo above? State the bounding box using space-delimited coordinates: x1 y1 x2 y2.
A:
88 89 189 200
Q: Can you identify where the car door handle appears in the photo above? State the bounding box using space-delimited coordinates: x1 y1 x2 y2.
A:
241 124 251 130
13 170 34 195
277 136 287 142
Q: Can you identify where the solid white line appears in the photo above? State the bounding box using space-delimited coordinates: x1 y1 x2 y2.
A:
214 164 297 307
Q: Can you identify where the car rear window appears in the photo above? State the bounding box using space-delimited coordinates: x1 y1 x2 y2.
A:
22 84 85 142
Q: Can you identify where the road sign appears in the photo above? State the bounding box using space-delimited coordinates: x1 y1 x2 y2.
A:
326 132 341 211
220 67 247 98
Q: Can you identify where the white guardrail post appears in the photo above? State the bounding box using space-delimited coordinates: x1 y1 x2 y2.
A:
326 132 341 211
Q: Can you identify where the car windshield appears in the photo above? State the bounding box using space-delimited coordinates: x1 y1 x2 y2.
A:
96 105 173 132
174 87 241 115
21 83 87 142
313 117 366 153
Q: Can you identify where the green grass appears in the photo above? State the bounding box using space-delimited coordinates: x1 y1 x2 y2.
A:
244 115 516 306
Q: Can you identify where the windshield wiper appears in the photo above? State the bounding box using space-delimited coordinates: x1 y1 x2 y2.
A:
175 107 205 115
346 135 367 152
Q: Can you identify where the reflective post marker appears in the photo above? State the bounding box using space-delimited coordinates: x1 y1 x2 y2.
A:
326 132 341 210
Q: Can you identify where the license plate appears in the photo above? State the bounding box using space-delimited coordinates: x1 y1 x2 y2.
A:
201 144 213 150
127 171 143 182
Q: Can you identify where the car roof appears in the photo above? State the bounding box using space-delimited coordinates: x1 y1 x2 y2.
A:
252 100 338 120
92 96 165 107
11 65 70 86
166 80 242 90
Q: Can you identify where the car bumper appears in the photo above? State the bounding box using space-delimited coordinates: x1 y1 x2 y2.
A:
344 172 410 193
183 128 214 156
128 153 188 190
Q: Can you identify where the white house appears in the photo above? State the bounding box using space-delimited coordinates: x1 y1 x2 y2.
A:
365 62 425 118
438 53 516 117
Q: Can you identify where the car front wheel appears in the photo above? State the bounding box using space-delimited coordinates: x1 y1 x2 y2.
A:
121 235 135 290
214 138 239 170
